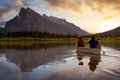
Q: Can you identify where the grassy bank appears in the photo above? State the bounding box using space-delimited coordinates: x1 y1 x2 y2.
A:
0 37 119 49
96 37 120 44
0 37 77 41
0 38 77 47
82 37 120 44
0 37 120 45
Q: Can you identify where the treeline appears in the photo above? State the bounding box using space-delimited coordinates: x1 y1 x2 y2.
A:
0 31 78 38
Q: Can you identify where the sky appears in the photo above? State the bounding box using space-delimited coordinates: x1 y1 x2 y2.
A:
0 0 120 33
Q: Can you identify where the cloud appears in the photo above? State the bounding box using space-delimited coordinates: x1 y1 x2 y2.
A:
1 0 120 23
0 0 29 20
1 0 120 20
44 0 83 12
44 0 120 18
0 21 6 27
86 0 120 12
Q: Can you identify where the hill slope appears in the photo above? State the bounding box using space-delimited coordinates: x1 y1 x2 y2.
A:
95 26 120 37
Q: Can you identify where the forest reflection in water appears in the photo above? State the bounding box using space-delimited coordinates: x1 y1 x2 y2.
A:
0 41 120 80
0 41 75 72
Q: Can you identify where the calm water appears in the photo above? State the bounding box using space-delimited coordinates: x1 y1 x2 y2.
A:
0 42 120 80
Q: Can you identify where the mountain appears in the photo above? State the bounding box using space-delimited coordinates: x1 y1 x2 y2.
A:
0 27 6 33
43 14 89 35
0 27 3 32
95 26 120 37
4 7 89 35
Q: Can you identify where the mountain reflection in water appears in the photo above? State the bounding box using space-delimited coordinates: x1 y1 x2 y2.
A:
0 42 120 80
0 43 73 72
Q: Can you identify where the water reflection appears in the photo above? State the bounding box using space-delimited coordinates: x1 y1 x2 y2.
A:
102 43 120 50
77 52 101 72
0 54 6 62
0 42 120 80
0 43 74 72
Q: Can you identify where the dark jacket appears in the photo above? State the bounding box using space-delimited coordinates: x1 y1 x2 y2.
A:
89 40 98 48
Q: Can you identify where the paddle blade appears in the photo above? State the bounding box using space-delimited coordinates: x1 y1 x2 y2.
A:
102 50 105 54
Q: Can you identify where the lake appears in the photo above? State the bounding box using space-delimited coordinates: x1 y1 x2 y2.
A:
0 42 120 80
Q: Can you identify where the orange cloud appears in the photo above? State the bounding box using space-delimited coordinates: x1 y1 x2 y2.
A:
45 0 120 18
45 0 83 13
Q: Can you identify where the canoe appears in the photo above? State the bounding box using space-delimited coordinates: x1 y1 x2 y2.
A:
76 47 101 54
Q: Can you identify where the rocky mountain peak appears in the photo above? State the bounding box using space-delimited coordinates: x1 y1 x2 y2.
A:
4 7 89 35
19 7 27 17
19 7 41 18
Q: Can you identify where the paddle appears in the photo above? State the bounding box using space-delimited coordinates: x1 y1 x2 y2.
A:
101 49 105 54
98 43 105 54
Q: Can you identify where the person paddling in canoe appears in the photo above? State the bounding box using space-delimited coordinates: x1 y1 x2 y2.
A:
89 36 101 49
77 36 85 47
